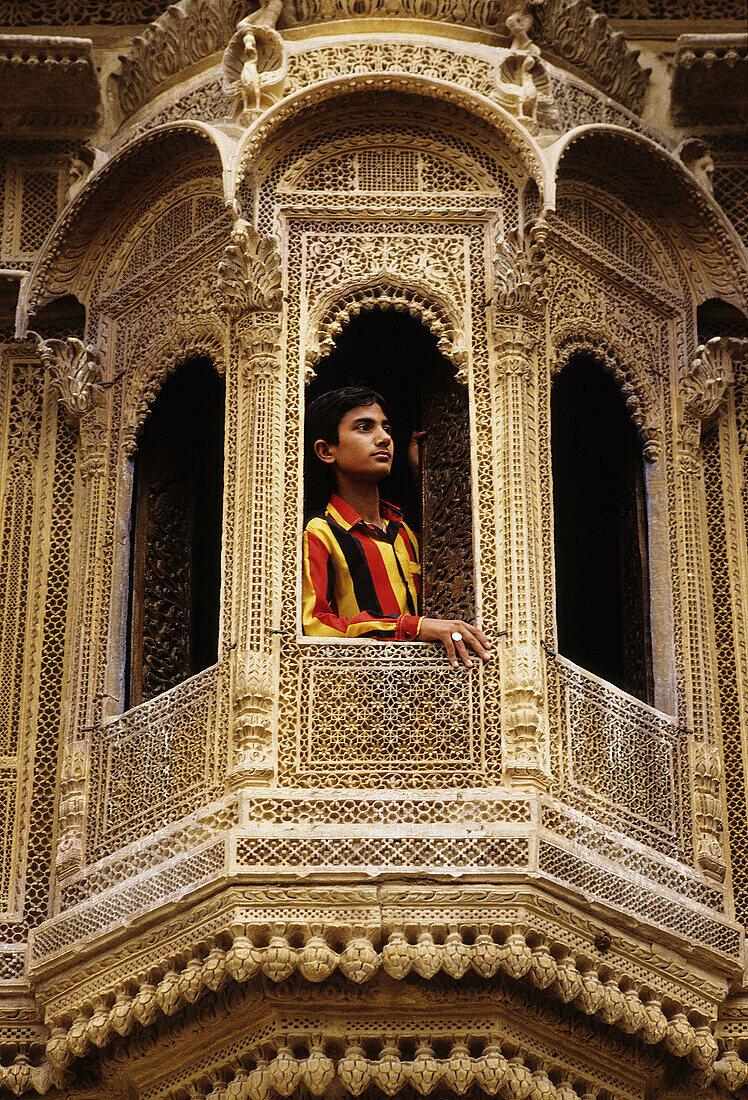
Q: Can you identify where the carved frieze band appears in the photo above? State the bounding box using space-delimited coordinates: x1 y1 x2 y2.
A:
41 922 732 1090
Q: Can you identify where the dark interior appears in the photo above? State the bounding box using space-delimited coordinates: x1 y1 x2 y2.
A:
126 357 225 706
551 355 653 702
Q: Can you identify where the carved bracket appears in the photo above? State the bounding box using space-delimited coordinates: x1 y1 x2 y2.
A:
36 335 103 422
222 1 288 126
679 336 745 455
683 337 736 422
230 650 276 786
217 220 283 317
501 644 550 788
492 220 549 318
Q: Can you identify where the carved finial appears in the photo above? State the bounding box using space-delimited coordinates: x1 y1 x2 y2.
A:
492 219 549 315
682 337 735 421
222 1 288 126
217 220 283 316
36 335 103 422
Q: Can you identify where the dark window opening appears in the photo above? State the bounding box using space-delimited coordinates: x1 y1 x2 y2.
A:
306 309 474 621
126 357 225 707
29 294 86 339
697 298 748 343
551 356 653 703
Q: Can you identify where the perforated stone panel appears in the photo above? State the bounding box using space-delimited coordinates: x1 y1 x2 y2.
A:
0 354 75 946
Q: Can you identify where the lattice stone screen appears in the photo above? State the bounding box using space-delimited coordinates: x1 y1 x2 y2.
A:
87 663 230 862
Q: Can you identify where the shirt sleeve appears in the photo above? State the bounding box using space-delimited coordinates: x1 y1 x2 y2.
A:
302 526 421 640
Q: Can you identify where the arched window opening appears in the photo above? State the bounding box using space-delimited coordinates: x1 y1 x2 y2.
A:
126 357 225 707
305 309 474 622
697 298 748 343
551 356 653 703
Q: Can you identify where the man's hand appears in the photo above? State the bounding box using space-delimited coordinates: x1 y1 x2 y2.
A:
417 618 492 668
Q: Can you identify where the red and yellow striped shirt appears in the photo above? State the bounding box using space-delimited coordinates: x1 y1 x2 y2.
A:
302 494 422 640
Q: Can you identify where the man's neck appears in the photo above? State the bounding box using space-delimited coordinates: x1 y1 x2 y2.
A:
334 477 385 529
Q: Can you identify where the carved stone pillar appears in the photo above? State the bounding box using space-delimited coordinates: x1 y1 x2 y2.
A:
491 331 549 789
229 320 283 787
37 334 106 874
218 220 284 789
678 336 737 881
489 219 550 789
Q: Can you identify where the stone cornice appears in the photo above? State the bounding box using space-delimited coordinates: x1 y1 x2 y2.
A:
30 919 743 1093
0 35 100 137
672 32 748 122
109 0 650 129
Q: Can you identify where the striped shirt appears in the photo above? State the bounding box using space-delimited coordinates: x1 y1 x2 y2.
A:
302 494 422 640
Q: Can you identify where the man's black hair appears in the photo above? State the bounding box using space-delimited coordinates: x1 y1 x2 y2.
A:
305 385 391 452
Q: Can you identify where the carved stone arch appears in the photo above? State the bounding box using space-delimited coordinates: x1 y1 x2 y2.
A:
551 324 661 461
231 75 548 206
307 276 467 381
277 130 506 195
18 122 233 330
122 325 225 456
553 178 689 304
550 125 748 312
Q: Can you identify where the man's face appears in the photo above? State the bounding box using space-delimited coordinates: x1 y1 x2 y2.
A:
314 402 393 483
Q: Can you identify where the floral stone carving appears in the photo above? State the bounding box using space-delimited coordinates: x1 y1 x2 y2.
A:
217 219 283 315
36 335 103 422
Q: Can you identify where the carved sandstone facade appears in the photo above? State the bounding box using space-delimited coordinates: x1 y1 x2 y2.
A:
0 0 747 1098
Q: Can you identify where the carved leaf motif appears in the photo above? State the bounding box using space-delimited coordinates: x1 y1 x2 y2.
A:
535 0 650 113
683 337 744 421
493 219 549 315
37 335 103 420
217 220 283 315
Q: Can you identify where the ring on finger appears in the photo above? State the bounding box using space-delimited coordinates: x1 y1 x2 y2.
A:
451 631 463 642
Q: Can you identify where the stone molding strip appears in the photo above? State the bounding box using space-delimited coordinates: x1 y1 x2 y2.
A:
36 926 740 1091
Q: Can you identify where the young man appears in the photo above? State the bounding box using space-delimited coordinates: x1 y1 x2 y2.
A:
302 386 491 669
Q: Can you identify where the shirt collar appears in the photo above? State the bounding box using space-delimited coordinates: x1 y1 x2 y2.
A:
326 493 403 532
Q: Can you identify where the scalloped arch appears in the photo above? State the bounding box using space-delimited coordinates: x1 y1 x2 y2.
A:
307 276 467 383
18 122 232 334
230 75 548 206
549 125 748 312
551 323 662 462
123 323 226 456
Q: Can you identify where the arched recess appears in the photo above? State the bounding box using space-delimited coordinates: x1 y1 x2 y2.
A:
231 79 547 212
308 278 467 377
549 125 748 312
551 354 653 704
125 356 226 708
549 334 671 710
17 122 233 331
305 308 474 623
